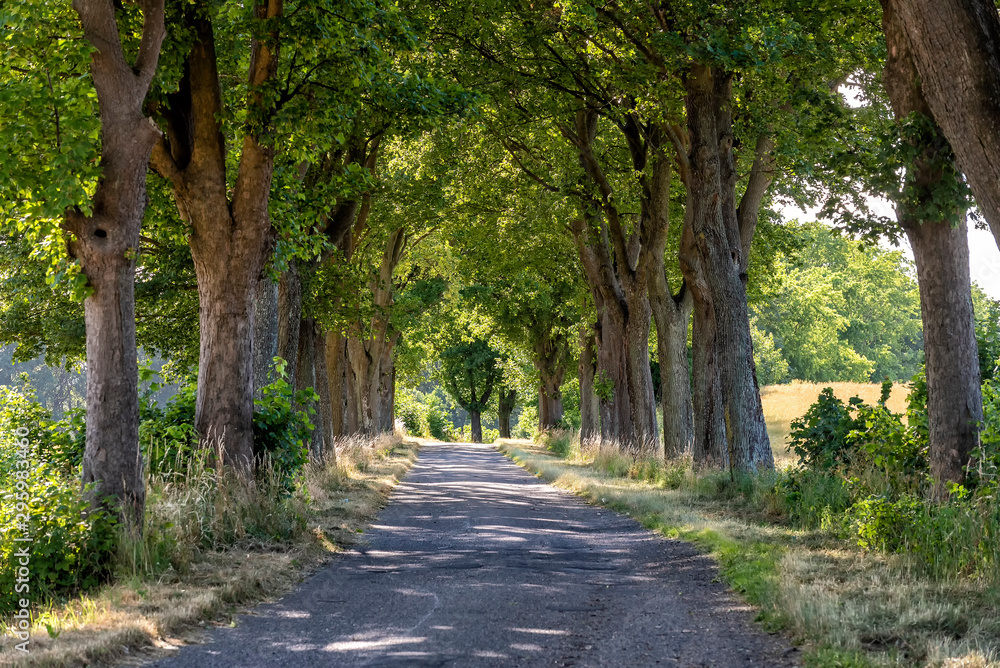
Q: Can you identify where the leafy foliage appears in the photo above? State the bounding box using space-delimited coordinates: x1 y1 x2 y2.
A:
753 222 923 383
0 465 117 614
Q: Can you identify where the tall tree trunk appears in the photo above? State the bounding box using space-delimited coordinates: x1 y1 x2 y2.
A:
908 218 983 493
564 109 659 454
296 316 323 459
595 298 632 444
377 336 397 433
885 0 1000 249
470 410 483 444
150 5 282 475
642 150 694 459
326 330 347 437
684 64 773 473
344 228 406 435
681 221 728 468
72 0 165 523
883 3 984 495
653 288 694 459
313 324 334 463
535 338 566 430
277 266 301 381
578 324 600 442
572 222 658 450
346 331 377 434
498 389 516 438
344 340 360 435
252 272 279 398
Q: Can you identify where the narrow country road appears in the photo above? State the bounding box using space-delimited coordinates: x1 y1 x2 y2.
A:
152 443 796 667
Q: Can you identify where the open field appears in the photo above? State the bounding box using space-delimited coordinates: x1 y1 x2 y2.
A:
761 381 911 467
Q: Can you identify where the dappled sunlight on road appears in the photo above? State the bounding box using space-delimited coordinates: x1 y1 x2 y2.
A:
152 442 793 667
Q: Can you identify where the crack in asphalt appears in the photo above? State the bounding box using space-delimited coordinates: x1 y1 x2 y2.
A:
150 442 796 667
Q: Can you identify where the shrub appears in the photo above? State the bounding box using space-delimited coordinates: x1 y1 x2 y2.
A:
788 387 862 471
848 494 924 552
0 465 117 614
400 406 422 436
966 378 1000 496
774 469 852 529
537 429 573 458
139 361 313 491
513 404 538 439
0 386 85 478
425 404 452 441
252 370 314 489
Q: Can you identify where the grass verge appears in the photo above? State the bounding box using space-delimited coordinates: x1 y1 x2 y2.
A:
497 439 1000 668
0 435 420 667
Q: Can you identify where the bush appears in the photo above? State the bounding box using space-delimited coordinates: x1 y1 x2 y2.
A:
0 465 117 614
788 387 862 471
425 404 452 441
140 361 313 491
0 386 85 478
848 494 925 552
513 404 538 439
790 380 928 497
537 429 573 458
252 370 314 489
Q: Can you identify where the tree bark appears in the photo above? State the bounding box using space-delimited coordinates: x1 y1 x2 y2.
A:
313 323 335 462
684 64 773 473
498 389 517 438
344 228 406 435
252 272 279 398
377 334 398 433
571 215 658 451
578 324 600 442
535 335 566 430
72 0 166 523
680 219 728 468
883 2 984 495
470 409 483 444
325 329 347 437
643 150 694 459
653 287 694 459
564 109 660 454
885 0 1000 250
149 4 283 476
277 266 302 381
296 316 325 460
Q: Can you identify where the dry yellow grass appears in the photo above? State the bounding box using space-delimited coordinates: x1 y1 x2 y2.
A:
761 381 911 467
0 435 420 668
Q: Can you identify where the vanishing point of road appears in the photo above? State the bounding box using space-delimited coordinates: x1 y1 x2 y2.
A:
153 442 796 667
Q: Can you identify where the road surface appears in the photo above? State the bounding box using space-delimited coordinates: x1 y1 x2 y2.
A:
152 442 796 667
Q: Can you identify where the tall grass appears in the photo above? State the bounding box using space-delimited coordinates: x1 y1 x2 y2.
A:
118 437 310 579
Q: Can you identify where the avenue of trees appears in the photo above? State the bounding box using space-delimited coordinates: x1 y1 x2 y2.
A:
3 0 1000 525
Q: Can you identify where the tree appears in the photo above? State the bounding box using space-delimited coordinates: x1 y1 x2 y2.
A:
882 1 983 495
149 0 420 472
439 338 503 443
753 223 923 383
882 0 1000 251
1 0 166 521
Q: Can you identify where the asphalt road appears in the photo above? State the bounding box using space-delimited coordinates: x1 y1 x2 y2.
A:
152 442 796 667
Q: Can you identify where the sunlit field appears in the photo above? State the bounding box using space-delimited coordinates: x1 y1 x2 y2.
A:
761 381 911 467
